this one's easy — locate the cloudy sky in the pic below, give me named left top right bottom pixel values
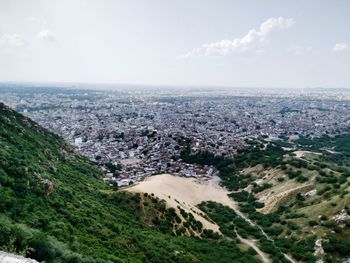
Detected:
left=0, top=0, right=349, bottom=88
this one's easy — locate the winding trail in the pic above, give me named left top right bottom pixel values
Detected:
left=284, top=254, right=298, bottom=263
left=236, top=232, right=270, bottom=263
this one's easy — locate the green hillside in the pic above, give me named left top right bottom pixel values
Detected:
left=182, top=135, right=350, bottom=263
left=0, top=103, right=259, bottom=263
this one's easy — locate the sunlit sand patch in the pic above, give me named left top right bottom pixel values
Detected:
left=127, top=174, right=238, bottom=232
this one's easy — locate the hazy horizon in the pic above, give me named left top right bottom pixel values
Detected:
left=2, top=80, right=350, bottom=94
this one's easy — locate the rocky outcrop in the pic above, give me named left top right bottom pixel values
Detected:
left=314, top=239, right=328, bottom=263
left=42, top=179, right=54, bottom=195
left=333, top=209, right=350, bottom=228
left=32, top=173, right=54, bottom=195
left=0, top=252, right=38, bottom=263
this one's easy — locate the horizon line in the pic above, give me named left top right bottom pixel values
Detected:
left=0, top=80, right=349, bottom=91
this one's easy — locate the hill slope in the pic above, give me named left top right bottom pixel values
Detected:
left=181, top=135, right=350, bottom=263
left=0, top=103, right=259, bottom=263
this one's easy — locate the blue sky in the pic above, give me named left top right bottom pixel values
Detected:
left=0, top=0, right=349, bottom=88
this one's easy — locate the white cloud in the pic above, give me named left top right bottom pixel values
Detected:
left=333, top=43, right=349, bottom=52
left=38, top=29, right=56, bottom=41
left=0, top=34, right=26, bottom=48
left=179, top=17, right=295, bottom=59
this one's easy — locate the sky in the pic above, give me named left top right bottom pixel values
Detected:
left=0, top=0, right=349, bottom=89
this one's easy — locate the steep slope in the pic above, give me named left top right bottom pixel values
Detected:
left=0, top=103, right=259, bottom=263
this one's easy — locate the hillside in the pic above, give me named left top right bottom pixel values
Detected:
left=0, top=102, right=259, bottom=263
left=181, top=135, right=350, bottom=263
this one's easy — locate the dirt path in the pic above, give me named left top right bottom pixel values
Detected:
left=284, top=254, right=298, bottom=263
left=236, top=233, right=271, bottom=263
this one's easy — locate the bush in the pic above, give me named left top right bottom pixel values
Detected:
left=308, top=220, right=318, bottom=227
left=296, top=175, right=308, bottom=183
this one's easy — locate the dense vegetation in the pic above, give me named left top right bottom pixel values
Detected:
left=0, top=103, right=260, bottom=263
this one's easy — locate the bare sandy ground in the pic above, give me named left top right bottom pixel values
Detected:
left=128, top=174, right=235, bottom=232
left=282, top=147, right=295, bottom=151
left=294, top=150, right=321, bottom=158
left=127, top=174, right=264, bottom=229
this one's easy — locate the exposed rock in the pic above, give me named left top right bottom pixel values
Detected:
left=333, top=209, right=350, bottom=228
left=304, top=189, right=316, bottom=197
left=314, top=239, right=328, bottom=263
left=22, top=118, right=33, bottom=128
left=32, top=173, right=54, bottom=195
left=60, top=149, right=70, bottom=161
left=44, top=148, right=53, bottom=159
left=0, top=251, right=38, bottom=263
left=48, top=165, right=57, bottom=174
left=43, top=179, right=54, bottom=195
left=32, top=172, right=42, bottom=181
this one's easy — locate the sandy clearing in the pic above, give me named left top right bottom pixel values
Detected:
left=282, top=147, right=295, bottom=151
left=294, top=150, right=321, bottom=158
left=256, top=179, right=299, bottom=202
left=127, top=173, right=264, bottom=228
left=243, top=164, right=265, bottom=175
left=127, top=174, right=236, bottom=232
left=294, top=150, right=306, bottom=158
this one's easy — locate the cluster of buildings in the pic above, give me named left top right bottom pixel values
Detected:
left=1, top=86, right=350, bottom=186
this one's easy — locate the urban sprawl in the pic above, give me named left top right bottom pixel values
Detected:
left=1, top=86, right=350, bottom=186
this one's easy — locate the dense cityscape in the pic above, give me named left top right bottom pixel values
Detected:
left=1, top=86, right=350, bottom=186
